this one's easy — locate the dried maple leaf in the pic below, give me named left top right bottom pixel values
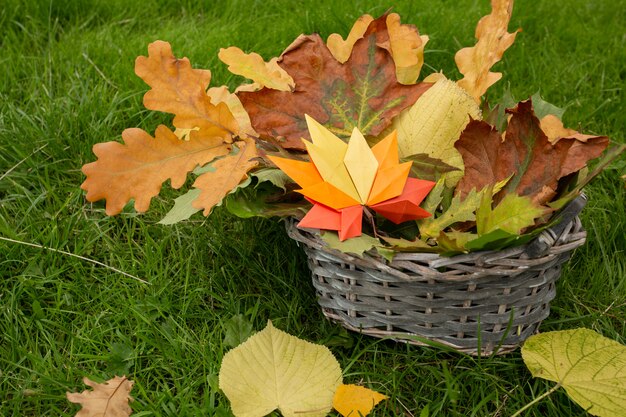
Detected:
left=135, top=41, right=239, bottom=140
left=81, top=125, right=231, bottom=215
left=237, top=14, right=431, bottom=150
left=218, top=47, right=294, bottom=92
left=66, top=376, right=133, bottom=417
left=192, top=137, right=259, bottom=215
left=455, top=0, right=519, bottom=101
left=455, top=100, right=609, bottom=205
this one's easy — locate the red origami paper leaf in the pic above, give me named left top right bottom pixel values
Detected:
left=371, top=177, right=434, bottom=223
left=455, top=100, right=609, bottom=205
left=298, top=204, right=363, bottom=241
left=237, top=15, right=431, bottom=150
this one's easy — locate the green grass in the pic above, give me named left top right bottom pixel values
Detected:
left=1, top=0, right=625, bottom=415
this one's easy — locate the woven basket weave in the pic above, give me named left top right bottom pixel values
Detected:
left=286, top=197, right=587, bottom=355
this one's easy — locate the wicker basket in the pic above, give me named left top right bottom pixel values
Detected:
left=286, top=196, right=588, bottom=355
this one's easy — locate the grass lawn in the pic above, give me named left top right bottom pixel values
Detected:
left=1, top=0, right=625, bottom=415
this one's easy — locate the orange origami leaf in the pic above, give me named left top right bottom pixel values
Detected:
left=267, top=156, right=323, bottom=188
left=192, top=137, right=259, bottom=215
left=81, top=125, right=230, bottom=215
left=333, top=384, right=387, bottom=417
left=327, top=14, right=374, bottom=63
left=218, top=46, right=295, bottom=91
left=379, top=13, right=429, bottom=85
left=135, top=41, right=239, bottom=139
left=66, top=376, right=134, bottom=417
left=298, top=182, right=360, bottom=210
left=455, top=0, right=519, bottom=101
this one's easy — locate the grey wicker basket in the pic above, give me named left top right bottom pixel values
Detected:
left=286, top=196, right=588, bottom=355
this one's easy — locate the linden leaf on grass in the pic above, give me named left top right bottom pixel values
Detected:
left=238, top=14, right=431, bottom=150
left=66, top=376, right=133, bottom=417
left=135, top=41, right=238, bottom=139
left=522, top=328, right=626, bottom=417
left=218, top=47, right=295, bottom=92
left=333, top=384, right=388, bottom=417
left=455, top=0, right=519, bottom=101
left=219, top=321, right=342, bottom=417
left=81, top=125, right=231, bottom=215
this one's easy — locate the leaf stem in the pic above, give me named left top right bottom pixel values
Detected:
left=510, top=383, right=562, bottom=417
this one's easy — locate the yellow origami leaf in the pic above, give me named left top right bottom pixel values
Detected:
left=522, top=329, right=626, bottom=417
left=219, top=321, right=342, bottom=417
left=383, top=13, right=429, bottom=85
left=305, top=115, right=360, bottom=201
left=391, top=78, right=481, bottom=186
left=344, top=128, right=379, bottom=203
left=455, top=0, right=519, bottom=101
left=327, top=14, right=374, bottom=63
left=333, top=384, right=388, bottom=417
left=218, top=47, right=294, bottom=91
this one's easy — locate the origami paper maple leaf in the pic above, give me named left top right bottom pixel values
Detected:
left=270, top=115, right=435, bottom=241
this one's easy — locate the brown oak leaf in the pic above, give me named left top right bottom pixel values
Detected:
left=237, top=15, right=431, bottom=150
left=135, top=41, right=239, bottom=140
left=455, top=100, right=609, bottom=205
left=66, top=376, right=133, bottom=417
left=192, top=137, right=259, bottom=215
left=81, top=125, right=231, bottom=215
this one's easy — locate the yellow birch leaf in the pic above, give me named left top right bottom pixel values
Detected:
left=333, top=384, right=388, bottom=417
left=207, top=86, right=257, bottom=138
left=66, top=376, right=133, bottom=417
left=522, top=328, right=626, bottom=417
left=455, top=0, right=519, bottom=101
left=218, top=47, right=294, bottom=91
left=327, top=14, right=374, bottom=63
left=382, top=13, right=428, bottom=85
left=192, top=137, right=258, bottom=215
left=344, top=128, right=379, bottom=203
left=391, top=78, right=481, bottom=186
left=219, top=321, right=342, bottom=417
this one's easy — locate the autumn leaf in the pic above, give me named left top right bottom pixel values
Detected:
left=207, top=86, right=257, bottom=139
left=455, top=100, right=609, bottom=205
left=455, top=0, right=519, bottom=101
left=326, top=14, right=374, bottom=63
left=238, top=14, right=431, bottom=150
left=522, top=329, right=626, bottom=417
left=218, top=47, right=295, bottom=91
left=391, top=77, right=481, bottom=186
left=333, top=384, right=388, bottom=417
left=81, top=125, right=231, bottom=215
left=192, top=137, right=259, bottom=215
left=379, top=13, right=429, bottom=85
left=540, top=114, right=604, bottom=144
left=320, top=231, right=381, bottom=256
left=66, top=376, right=133, bottom=417
left=476, top=191, right=548, bottom=235
left=135, top=41, right=238, bottom=139
left=219, top=321, right=342, bottom=417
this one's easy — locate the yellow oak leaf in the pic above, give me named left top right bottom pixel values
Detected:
left=327, top=14, right=374, bottom=63
left=66, top=376, right=133, bottom=417
left=455, top=0, right=519, bottom=101
left=219, top=321, right=342, bottom=417
left=333, top=384, right=388, bottom=417
left=192, top=137, right=259, bottom=215
left=379, top=13, right=429, bottom=85
left=540, top=114, right=602, bottom=144
left=391, top=78, right=480, bottom=186
left=207, top=86, right=257, bottom=138
left=81, top=125, right=230, bottom=215
left=218, top=47, right=294, bottom=92
left=135, top=41, right=238, bottom=139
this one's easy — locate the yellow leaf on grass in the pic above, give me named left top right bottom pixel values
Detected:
left=391, top=78, right=480, bottom=186
left=218, top=47, right=294, bottom=92
left=333, top=384, right=388, bottom=417
left=455, top=0, right=519, bottom=101
left=380, top=13, right=428, bottom=85
left=219, top=321, right=342, bottom=417
left=327, top=14, right=374, bottom=63
left=135, top=41, right=238, bottom=139
left=66, top=376, right=133, bottom=417
left=192, top=137, right=259, bottom=215
left=522, top=328, right=626, bottom=417
left=540, top=114, right=602, bottom=144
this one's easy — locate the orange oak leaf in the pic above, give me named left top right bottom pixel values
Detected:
left=333, top=384, right=387, bottom=417
left=135, top=41, right=239, bottom=139
left=237, top=14, right=431, bottom=150
left=81, top=125, right=230, bottom=215
left=455, top=100, right=609, bottom=205
left=192, top=137, right=259, bottom=215
left=207, top=86, right=257, bottom=139
left=327, top=14, right=374, bottom=63
left=66, top=376, right=133, bottom=417
left=540, top=114, right=604, bottom=144
left=455, top=0, right=519, bottom=101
